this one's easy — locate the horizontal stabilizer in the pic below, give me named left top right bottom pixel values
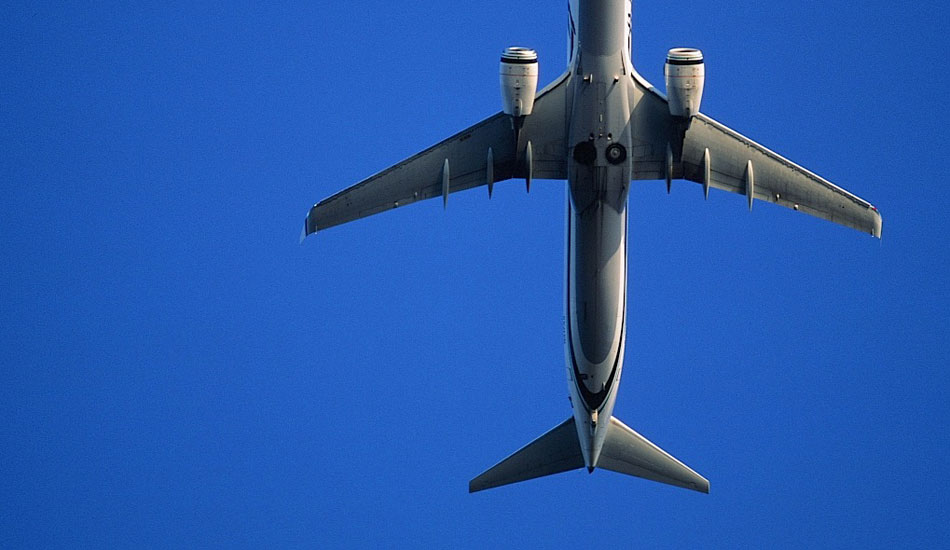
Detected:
left=598, top=416, right=709, bottom=493
left=469, top=417, right=584, bottom=493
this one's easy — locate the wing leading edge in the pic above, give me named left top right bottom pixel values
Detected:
left=629, top=72, right=882, bottom=238
left=301, top=70, right=572, bottom=238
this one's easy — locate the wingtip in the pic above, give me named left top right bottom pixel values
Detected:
left=696, top=477, right=711, bottom=494
left=468, top=479, right=485, bottom=493
left=300, top=209, right=317, bottom=244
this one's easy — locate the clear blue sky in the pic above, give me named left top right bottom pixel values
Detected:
left=3, top=1, right=948, bottom=547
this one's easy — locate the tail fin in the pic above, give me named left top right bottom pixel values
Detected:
left=468, top=415, right=709, bottom=494
left=599, top=416, right=709, bottom=493
left=469, top=417, right=584, bottom=493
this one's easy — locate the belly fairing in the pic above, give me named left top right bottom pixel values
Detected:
left=566, top=185, right=627, bottom=412
left=570, top=197, right=625, bottom=364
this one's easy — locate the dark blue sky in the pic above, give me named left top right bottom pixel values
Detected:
left=3, top=1, right=948, bottom=547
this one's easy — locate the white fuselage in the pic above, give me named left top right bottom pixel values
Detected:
left=304, top=0, right=870, bottom=494
left=564, top=0, right=635, bottom=470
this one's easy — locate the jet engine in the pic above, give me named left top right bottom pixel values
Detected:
left=664, top=48, right=704, bottom=119
left=500, top=47, right=538, bottom=117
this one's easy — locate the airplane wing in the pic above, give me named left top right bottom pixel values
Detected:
left=302, top=71, right=572, bottom=237
left=629, top=73, right=882, bottom=238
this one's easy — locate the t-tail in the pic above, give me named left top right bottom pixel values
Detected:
left=469, top=416, right=708, bottom=493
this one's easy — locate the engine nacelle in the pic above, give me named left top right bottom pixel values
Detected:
left=500, top=47, right=539, bottom=117
left=664, top=48, right=705, bottom=119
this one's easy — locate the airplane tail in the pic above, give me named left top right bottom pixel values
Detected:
left=469, top=417, right=584, bottom=492
left=598, top=416, right=709, bottom=493
left=469, top=416, right=708, bottom=493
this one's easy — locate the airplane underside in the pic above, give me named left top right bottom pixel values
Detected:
left=301, top=0, right=881, bottom=494
left=469, top=416, right=709, bottom=493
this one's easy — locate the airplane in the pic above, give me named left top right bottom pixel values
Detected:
left=300, top=0, right=882, bottom=494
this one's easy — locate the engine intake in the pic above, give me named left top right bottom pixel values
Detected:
left=665, top=48, right=705, bottom=119
left=500, top=47, right=539, bottom=117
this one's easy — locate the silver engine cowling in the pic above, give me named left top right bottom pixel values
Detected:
left=500, top=47, right=538, bottom=117
left=664, top=48, right=705, bottom=119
